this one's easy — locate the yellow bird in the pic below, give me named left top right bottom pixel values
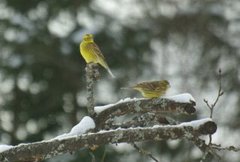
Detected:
left=123, top=80, right=170, bottom=98
left=80, top=34, right=115, bottom=78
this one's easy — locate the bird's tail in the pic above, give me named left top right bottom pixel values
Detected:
left=99, top=60, right=115, bottom=78
left=107, top=68, right=115, bottom=78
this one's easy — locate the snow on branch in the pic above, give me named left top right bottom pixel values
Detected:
left=94, top=93, right=196, bottom=129
left=54, top=116, right=95, bottom=139
left=0, top=118, right=216, bottom=162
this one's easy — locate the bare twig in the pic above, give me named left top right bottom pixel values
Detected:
left=200, top=69, right=240, bottom=159
left=187, top=136, right=221, bottom=162
left=203, top=69, right=224, bottom=145
left=131, top=143, right=159, bottom=162
left=86, top=63, right=99, bottom=116
left=198, top=142, right=240, bottom=161
left=211, top=145, right=240, bottom=152
left=203, top=69, right=224, bottom=118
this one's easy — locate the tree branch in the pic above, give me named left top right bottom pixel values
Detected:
left=0, top=119, right=216, bottom=162
left=107, top=113, right=170, bottom=130
left=95, top=96, right=196, bottom=129
left=85, top=63, right=99, bottom=116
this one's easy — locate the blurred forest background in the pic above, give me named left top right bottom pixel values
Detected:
left=0, top=0, right=240, bottom=162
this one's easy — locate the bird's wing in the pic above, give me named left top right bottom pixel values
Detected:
left=146, top=82, right=157, bottom=91
left=134, top=81, right=162, bottom=91
left=134, top=82, right=154, bottom=91
left=155, top=82, right=166, bottom=91
left=86, top=42, right=106, bottom=61
left=85, top=42, right=115, bottom=77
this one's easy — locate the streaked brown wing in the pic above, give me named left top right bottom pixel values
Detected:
left=134, top=81, right=155, bottom=91
left=145, top=82, right=157, bottom=91
left=135, top=81, right=165, bottom=91
left=155, top=81, right=167, bottom=91
left=86, top=42, right=106, bottom=61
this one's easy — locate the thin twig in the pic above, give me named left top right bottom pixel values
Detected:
left=188, top=136, right=221, bottom=162
left=203, top=69, right=224, bottom=118
left=131, top=143, right=159, bottom=162
left=208, top=135, right=212, bottom=146
left=211, top=145, right=240, bottom=152
left=203, top=69, right=224, bottom=145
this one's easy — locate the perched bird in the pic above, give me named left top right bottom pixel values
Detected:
left=80, top=34, right=115, bottom=78
left=123, top=80, right=170, bottom=98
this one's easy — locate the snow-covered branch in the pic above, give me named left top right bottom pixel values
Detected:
left=95, top=93, right=196, bottom=129
left=0, top=93, right=220, bottom=162
left=0, top=118, right=216, bottom=162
